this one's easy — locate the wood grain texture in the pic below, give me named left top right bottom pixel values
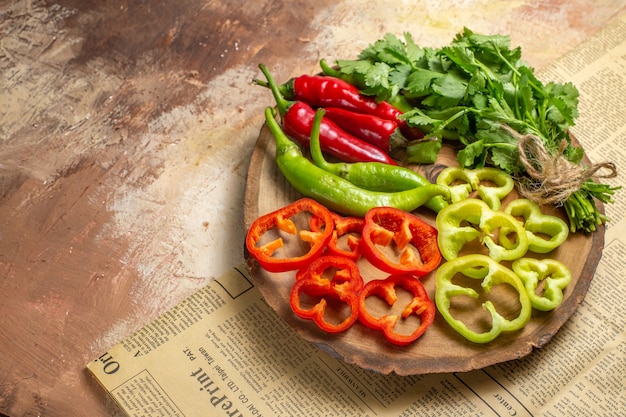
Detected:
left=244, top=123, right=604, bottom=375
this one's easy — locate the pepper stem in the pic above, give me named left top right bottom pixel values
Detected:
left=258, top=64, right=293, bottom=119
left=252, top=77, right=296, bottom=101
left=309, top=108, right=337, bottom=172
left=264, top=107, right=298, bottom=154
left=319, top=58, right=342, bottom=78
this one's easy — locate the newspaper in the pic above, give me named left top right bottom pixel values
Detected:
left=88, top=14, right=626, bottom=417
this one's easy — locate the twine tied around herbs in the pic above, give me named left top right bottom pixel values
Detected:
left=502, top=126, right=618, bottom=206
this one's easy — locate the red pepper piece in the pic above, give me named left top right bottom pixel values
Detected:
left=257, top=64, right=397, bottom=165
left=322, top=107, right=409, bottom=152
left=359, top=274, right=435, bottom=346
left=360, top=207, right=441, bottom=276
left=245, top=198, right=334, bottom=273
left=310, top=213, right=364, bottom=261
left=290, top=255, right=364, bottom=333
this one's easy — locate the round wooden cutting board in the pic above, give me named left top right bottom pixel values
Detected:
left=243, top=121, right=605, bottom=375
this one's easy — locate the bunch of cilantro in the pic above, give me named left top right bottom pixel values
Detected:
left=323, top=28, right=618, bottom=233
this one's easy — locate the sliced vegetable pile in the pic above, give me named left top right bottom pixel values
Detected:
left=247, top=197, right=439, bottom=346
left=246, top=27, right=619, bottom=347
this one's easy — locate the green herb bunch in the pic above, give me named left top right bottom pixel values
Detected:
left=323, top=28, right=619, bottom=233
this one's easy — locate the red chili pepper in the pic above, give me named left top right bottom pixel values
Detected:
left=310, top=212, right=364, bottom=261
left=360, top=206, right=442, bottom=276
left=322, top=107, right=409, bottom=152
left=257, top=64, right=397, bottom=165
left=358, top=274, right=435, bottom=346
left=245, top=198, right=334, bottom=273
left=290, top=255, right=364, bottom=333
left=291, top=74, right=403, bottom=123
left=255, top=71, right=404, bottom=123
left=283, top=101, right=397, bottom=164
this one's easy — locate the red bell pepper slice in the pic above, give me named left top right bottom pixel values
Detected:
left=245, top=198, right=334, bottom=273
left=310, top=213, right=364, bottom=261
left=360, top=206, right=442, bottom=276
left=289, top=255, right=363, bottom=333
left=358, top=274, right=435, bottom=346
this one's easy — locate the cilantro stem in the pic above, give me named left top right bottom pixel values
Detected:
left=491, top=43, right=546, bottom=99
left=433, top=107, right=476, bottom=136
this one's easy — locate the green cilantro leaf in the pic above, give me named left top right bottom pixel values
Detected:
left=544, top=81, right=579, bottom=127
left=404, top=68, right=442, bottom=97
left=457, top=139, right=485, bottom=167
left=405, top=138, right=442, bottom=164
left=431, top=71, right=468, bottom=100
left=401, top=32, right=425, bottom=65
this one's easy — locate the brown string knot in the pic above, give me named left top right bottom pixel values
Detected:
left=502, top=126, right=617, bottom=206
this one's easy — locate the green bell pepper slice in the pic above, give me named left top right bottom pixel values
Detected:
left=437, top=166, right=514, bottom=210
left=435, top=254, right=532, bottom=343
left=436, top=198, right=528, bottom=262
left=512, top=258, right=572, bottom=311
left=502, top=199, right=569, bottom=254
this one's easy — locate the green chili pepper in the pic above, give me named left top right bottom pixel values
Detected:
left=308, top=109, right=448, bottom=213
left=436, top=254, right=532, bottom=343
left=436, top=198, right=528, bottom=262
left=264, top=107, right=451, bottom=217
left=502, top=199, right=569, bottom=254
left=436, top=166, right=514, bottom=210
left=512, top=258, right=572, bottom=311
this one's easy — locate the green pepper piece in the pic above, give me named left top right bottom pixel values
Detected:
left=435, top=166, right=473, bottom=205
left=437, top=166, right=514, bottom=210
left=503, top=199, right=569, bottom=254
left=436, top=254, right=532, bottom=343
left=436, top=198, right=528, bottom=262
left=512, top=258, right=572, bottom=311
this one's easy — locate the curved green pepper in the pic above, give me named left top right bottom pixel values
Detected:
left=435, top=254, right=532, bottom=343
left=512, top=258, right=572, bottom=311
left=437, top=166, right=514, bottom=210
left=502, top=199, right=569, bottom=254
left=436, top=198, right=528, bottom=262
left=308, top=109, right=448, bottom=213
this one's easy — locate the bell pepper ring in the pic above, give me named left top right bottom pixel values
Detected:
left=436, top=166, right=515, bottom=210
left=435, top=254, right=532, bottom=344
left=502, top=199, right=569, bottom=254
left=358, top=274, right=435, bottom=346
left=436, top=198, right=529, bottom=262
left=360, top=206, right=442, bottom=276
left=289, top=255, right=364, bottom=333
left=245, top=198, right=334, bottom=273
left=512, top=258, right=572, bottom=311
left=310, top=212, right=364, bottom=261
